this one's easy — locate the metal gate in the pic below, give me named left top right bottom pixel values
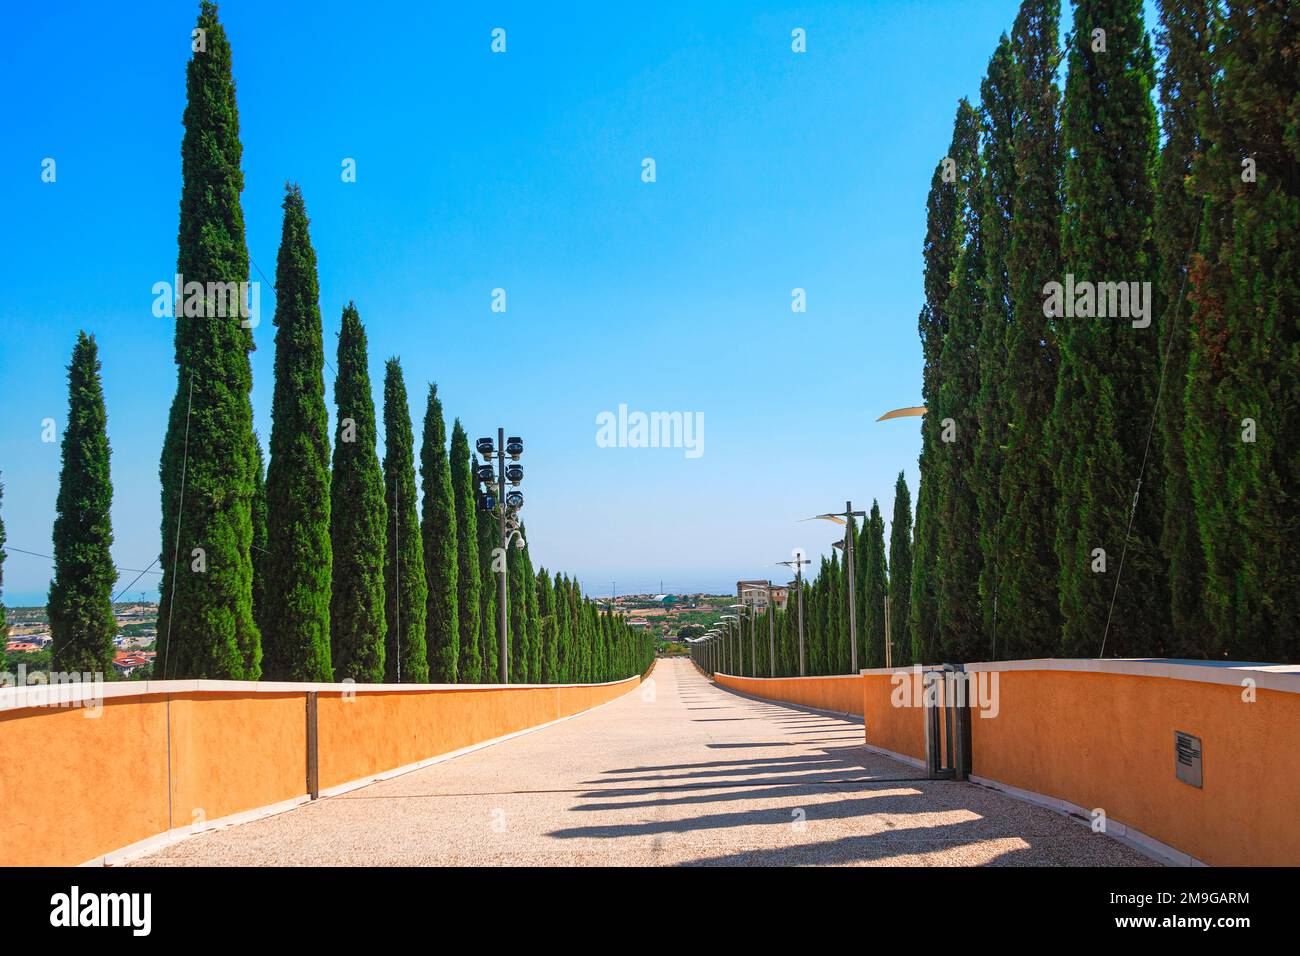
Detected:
left=923, top=665, right=972, bottom=780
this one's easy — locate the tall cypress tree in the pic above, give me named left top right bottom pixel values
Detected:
left=49, top=332, right=116, bottom=675
left=477, top=479, right=500, bottom=680
left=863, top=500, right=889, bottom=668
left=1054, top=0, right=1164, bottom=658
left=449, top=420, right=481, bottom=682
left=934, top=99, right=986, bottom=663
left=250, top=431, right=267, bottom=633
left=329, top=304, right=387, bottom=683
left=1185, top=0, right=1299, bottom=663
left=157, top=0, right=260, bottom=679
left=537, top=569, right=559, bottom=682
left=999, top=0, right=1064, bottom=660
left=888, top=473, right=913, bottom=666
left=420, top=384, right=458, bottom=682
left=1154, top=0, right=1214, bottom=658
left=382, top=359, right=428, bottom=682
left=975, top=36, right=1017, bottom=652
left=911, top=113, right=965, bottom=666
left=261, top=185, right=332, bottom=681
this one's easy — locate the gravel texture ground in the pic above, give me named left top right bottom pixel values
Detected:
left=132, top=657, right=1156, bottom=867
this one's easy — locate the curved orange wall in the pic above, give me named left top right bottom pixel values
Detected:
left=0, top=676, right=639, bottom=867
left=714, top=673, right=863, bottom=716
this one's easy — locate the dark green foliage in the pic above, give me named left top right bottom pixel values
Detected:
left=49, top=332, right=116, bottom=675
left=1054, top=0, right=1165, bottom=657
left=450, top=421, right=481, bottom=683
left=862, top=501, right=889, bottom=668
left=419, top=384, right=458, bottom=682
left=260, top=185, right=332, bottom=681
left=329, top=304, right=387, bottom=683
left=911, top=113, right=965, bottom=666
left=508, top=529, right=530, bottom=683
left=250, top=432, right=267, bottom=631
left=382, top=359, right=427, bottom=682
left=998, top=0, right=1064, bottom=660
left=157, top=0, right=260, bottom=679
left=934, top=99, right=987, bottom=663
left=888, top=473, right=913, bottom=666
left=1155, top=0, right=1215, bottom=658
left=477, top=488, right=500, bottom=681
left=1184, top=0, right=1300, bottom=662
left=537, top=569, right=559, bottom=682
left=976, top=36, right=1017, bottom=653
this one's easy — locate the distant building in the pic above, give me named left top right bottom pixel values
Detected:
left=736, top=580, right=789, bottom=613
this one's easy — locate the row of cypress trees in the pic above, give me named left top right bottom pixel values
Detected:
left=30, top=2, right=653, bottom=683
left=908, top=0, right=1298, bottom=665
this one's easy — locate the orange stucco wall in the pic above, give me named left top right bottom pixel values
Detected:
left=970, top=670, right=1300, bottom=866
left=0, top=676, right=639, bottom=867
left=714, top=672, right=864, bottom=716
left=862, top=672, right=926, bottom=762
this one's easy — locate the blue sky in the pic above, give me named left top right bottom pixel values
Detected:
left=2, top=0, right=1057, bottom=604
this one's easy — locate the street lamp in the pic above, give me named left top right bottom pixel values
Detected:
left=803, top=502, right=867, bottom=674
left=726, top=605, right=748, bottom=675
left=742, top=586, right=776, bottom=678
left=476, top=429, right=525, bottom=683
left=778, top=551, right=811, bottom=676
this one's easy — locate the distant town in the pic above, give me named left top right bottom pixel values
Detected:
left=4, top=603, right=157, bottom=678
left=3, top=587, right=786, bottom=677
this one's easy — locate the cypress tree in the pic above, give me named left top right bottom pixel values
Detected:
left=48, top=332, right=116, bottom=675
left=975, top=36, right=1017, bottom=651
left=157, top=0, right=260, bottom=679
left=419, top=384, right=458, bottom=682
left=1154, top=0, right=1214, bottom=658
left=888, top=472, right=913, bottom=666
left=329, top=304, right=387, bottom=683
left=998, top=0, right=1064, bottom=660
left=382, top=359, right=428, bottom=681
left=911, top=112, right=965, bottom=666
left=250, top=432, right=267, bottom=632
left=523, top=535, right=542, bottom=681
left=934, top=99, right=986, bottom=663
left=450, top=420, right=481, bottom=682
left=554, top=572, right=572, bottom=681
left=260, top=185, right=332, bottom=681
left=509, top=528, right=529, bottom=682
left=863, top=500, right=889, bottom=668
left=1054, top=0, right=1164, bottom=658
left=477, top=483, right=500, bottom=681
left=1185, top=0, right=1299, bottom=662
left=537, top=569, right=559, bottom=682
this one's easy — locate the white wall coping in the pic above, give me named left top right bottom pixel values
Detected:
left=714, top=671, right=859, bottom=682
left=852, top=658, right=1300, bottom=694
left=0, top=673, right=640, bottom=712
left=960, top=657, right=1300, bottom=694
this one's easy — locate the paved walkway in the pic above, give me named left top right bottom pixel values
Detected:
left=133, top=658, right=1153, bottom=866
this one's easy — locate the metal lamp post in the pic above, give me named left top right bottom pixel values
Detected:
left=804, top=502, right=867, bottom=674
left=778, top=553, right=811, bottom=676
left=742, top=585, right=776, bottom=678
left=476, top=431, right=525, bottom=683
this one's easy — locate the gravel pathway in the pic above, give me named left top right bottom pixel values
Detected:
left=132, top=657, right=1155, bottom=866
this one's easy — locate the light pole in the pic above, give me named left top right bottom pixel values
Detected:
left=719, top=614, right=737, bottom=673
left=743, top=585, right=777, bottom=678
left=476, top=431, right=525, bottom=683
left=805, top=502, right=867, bottom=674
left=778, top=552, right=811, bottom=676
left=726, top=605, right=747, bottom=675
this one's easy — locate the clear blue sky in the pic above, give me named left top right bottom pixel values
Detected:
left=2, top=0, right=1051, bottom=605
